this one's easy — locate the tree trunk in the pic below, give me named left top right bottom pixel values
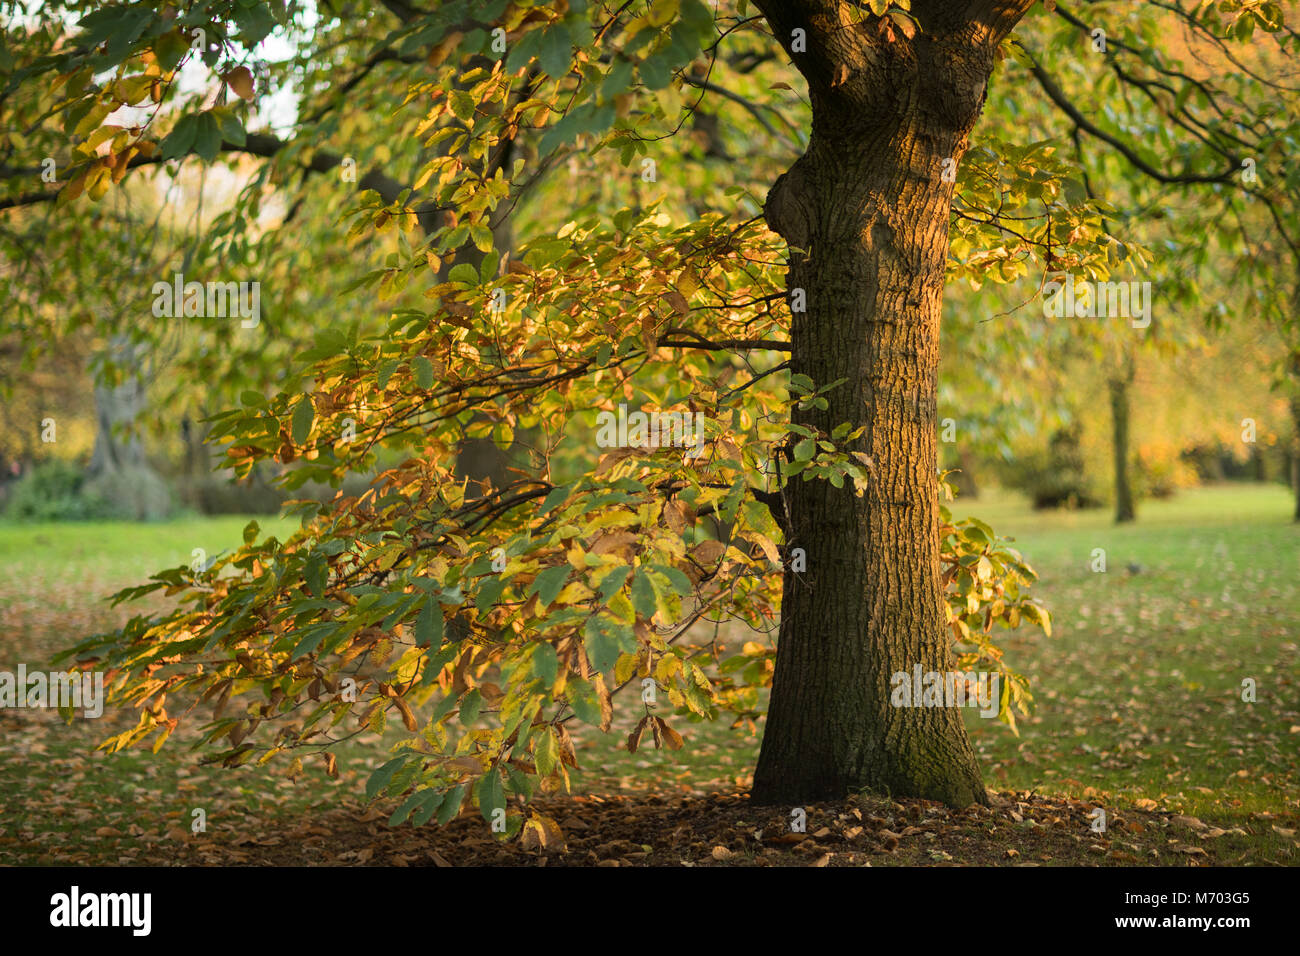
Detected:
left=1109, top=372, right=1135, bottom=524
left=750, top=0, right=1032, bottom=807
left=88, top=337, right=148, bottom=476
left=86, top=336, right=171, bottom=520
left=1291, top=394, right=1300, bottom=522
left=952, top=448, right=980, bottom=499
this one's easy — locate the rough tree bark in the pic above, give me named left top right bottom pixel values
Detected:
left=750, top=0, right=1036, bottom=807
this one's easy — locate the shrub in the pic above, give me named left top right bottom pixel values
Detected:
left=998, top=424, right=1103, bottom=510
left=5, top=460, right=175, bottom=521
left=82, top=464, right=172, bottom=521
left=4, top=459, right=113, bottom=521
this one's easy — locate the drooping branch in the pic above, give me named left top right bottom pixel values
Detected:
left=1026, top=56, right=1240, bottom=185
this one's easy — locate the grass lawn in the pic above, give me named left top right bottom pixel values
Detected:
left=0, top=484, right=1295, bottom=865
left=954, top=485, right=1299, bottom=863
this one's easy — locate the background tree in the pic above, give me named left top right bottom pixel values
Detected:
left=1016, top=1, right=1300, bottom=519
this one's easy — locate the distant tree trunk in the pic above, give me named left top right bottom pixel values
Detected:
left=1208, top=449, right=1227, bottom=482
left=952, top=449, right=980, bottom=499
left=86, top=336, right=171, bottom=519
left=750, top=0, right=1034, bottom=808
left=1291, top=393, right=1300, bottom=522
left=180, top=415, right=211, bottom=479
left=1109, top=370, right=1135, bottom=524
left=1250, top=445, right=1267, bottom=482
left=88, top=338, right=148, bottom=476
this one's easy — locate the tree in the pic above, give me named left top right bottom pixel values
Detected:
left=1017, top=1, right=1300, bottom=520
left=744, top=0, right=1039, bottom=805
left=4, top=0, right=1080, bottom=829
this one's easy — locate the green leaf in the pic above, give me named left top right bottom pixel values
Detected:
left=567, top=677, right=602, bottom=726
left=596, top=564, right=631, bottom=601
left=644, top=568, right=680, bottom=620
left=211, top=107, right=245, bottom=147
left=415, top=596, right=443, bottom=648
left=532, top=642, right=558, bottom=686
left=638, top=51, right=672, bottom=90
left=477, top=771, right=505, bottom=823
left=411, top=355, right=434, bottom=390
left=154, top=30, right=189, bottom=73
left=193, top=111, right=223, bottom=162
left=539, top=483, right=572, bottom=515
left=376, top=359, right=400, bottom=389
left=161, top=113, right=199, bottom=160
left=469, top=222, right=493, bottom=253
left=448, top=262, right=480, bottom=285
left=304, top=553, right=327, bottom=597
left=600, top=57, right=635, bottom=100
left=291, top=395, right=314, bottom=445
left=290, top=622, right=333, bottom=659
left=449, top=90, right=476, bottom=122
left=366, top=755, right=407, bottom=801
left=459, top=688, right=483, bottom=725
left=505, top=24, right=544, bottom=72
left=475, top=574, right=508, bottom=613
left=436, top=784, right=466, bottom=825
left=651, top=563, right=692, bottom=600
left=538, top=24, right=572, bottom=78
left=529, top=564, right=570, bottom=608
left=410, top=789, right=445, bottom=827
left=233, top=1, right=277, bottom=45
left=390, top=788, right=438, bottom=826
left=538, top=102, right=615, bottom=155
left=584, top=613, right=633, bottom=673
left=534, top=726, right=559, bottom=776
left=630, top=570, right=657, bottom=620
left=719, top=476, right=747, bottom=524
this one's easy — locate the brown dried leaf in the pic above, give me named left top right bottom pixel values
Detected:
left=626, top=714, right=650, bottom=753
left=224, top=66, right=255, bottom=101
left=661, top=290, right=690, bottom=315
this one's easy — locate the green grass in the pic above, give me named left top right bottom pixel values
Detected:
left=0, top=486, right=1296, bottom=864
left=0, top=514, right=300, bottom=587
left=952, top=484, right=1300, bottom=861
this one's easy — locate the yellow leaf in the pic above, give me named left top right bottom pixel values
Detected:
left=520, top=813, right=567, bottom=853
